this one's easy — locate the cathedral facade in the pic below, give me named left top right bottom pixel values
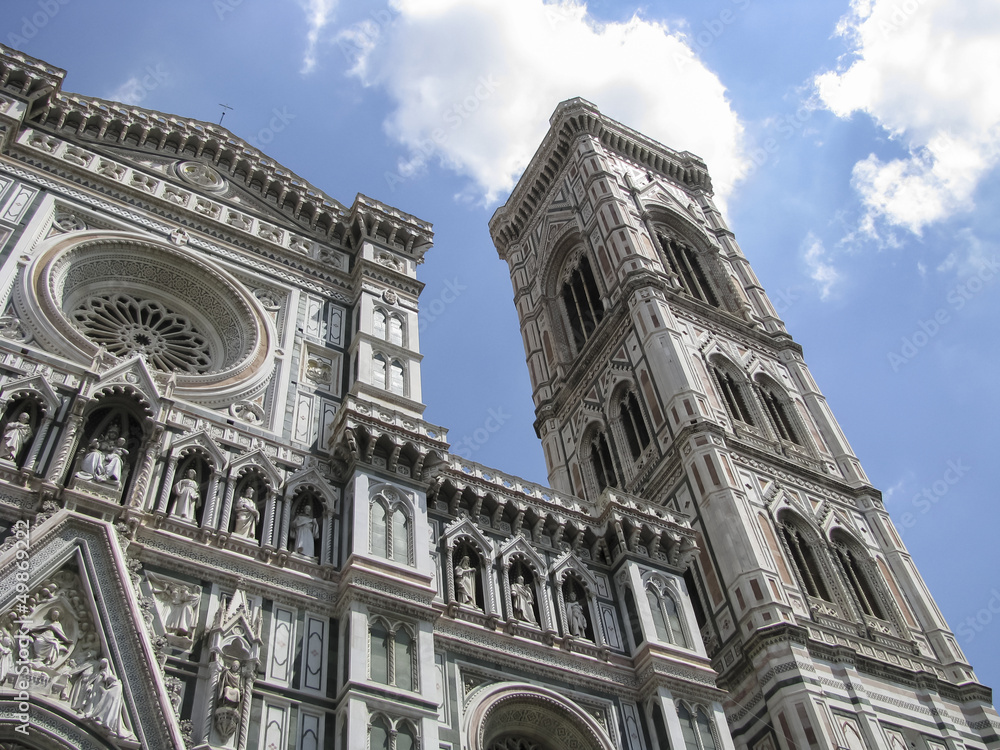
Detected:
left=0, top=44, right=995, bottom=750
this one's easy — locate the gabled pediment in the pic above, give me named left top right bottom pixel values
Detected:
left=229, top=448, right=282, bottom=488
left=87, top=355, right=163, bottom=416
left=0, top=373, right=60, bottom=412
left=0, top=512, right=184, bottom=748
left=284, top=464, right=340, bottom=511
left=442, top=516, right=495, bottom=557
left=170, top=428, right=228, bottom=470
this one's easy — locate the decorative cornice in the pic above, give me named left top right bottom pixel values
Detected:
left=0, top=44, right=434, bottom=260
left=490, top=98, right=712, bottom=256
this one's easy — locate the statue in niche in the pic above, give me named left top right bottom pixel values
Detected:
left=75, top=428, right=129, bottom=487
left=454, top=555, right=477, bottom=606
left=79, top=658, right=123, bottom=734
left=510, top=574, right=536, bottom=624
left=290, top=505, right=319, bottom=557
left=566, top=590, right=588, bottom=638
left=0, top=624, right=13, bottom=683
left=27, top=608, right=72, bottom=666
left=170, top=469, right=201, bottom=522
left=77, top=440, right=107, bottom=482
left=104, top=437, right=128, bottom=485
left=232, top=487, right=260, bottom=539
left=0, top=412, right=32, bottom=461
left=214, top=659, right=244, bottom=739
left=150, top=578, right=201, bottom=637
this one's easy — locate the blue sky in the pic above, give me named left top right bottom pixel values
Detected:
left=5, top=0, right=999, bottom=691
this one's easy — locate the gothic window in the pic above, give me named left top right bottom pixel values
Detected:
left=372, top=353, right=387, bottom=389
left=369, top=618, right=417, bottom=691
left=711, top=365, right=757, bottom=427
left=561, top=254, right=604, bottom=350
left=619, top=391, right=651, bottom=459
left=389, top=315, right=404, bottom=346
left=646, top=584, right=688, bottom=647
left=657, top=234, right=720, bottom=307
left=374, top=308, right=405, bottom=347
left=389, top=359, right=405, bottom=396
left=370, top=493, right=412, bottom=565
left=757, top=380, right=803, bottom=445
left=369, top=715, right=391, bottom=750
left=779, top=517, right=831, bottom=601
left=678, top=704, right=719, bottom=750
left=589, top=430, right=617, bottom=492
left=831, top=533, right=886, bottom=619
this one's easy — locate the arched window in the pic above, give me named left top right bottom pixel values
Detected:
left=678, top=704, right=719, bottom=750
left=369, top=715, right=391, bottom=750
left=780, top=517, right=831, bottom=601
left=389, top=360, right=405, bottom=396
left=711, top=365, right=756, bottom=427
left=646, top=585, right=688, bottom=647
left=589, top=430, right=617, bottom=492
left=757, top=380, right=802, bottom=445
left=561, top=254, right=604, bottom=350
left=657, top=234, right=720, bottom=307
left=372, top=353, right=387, bottom=389
left=832, top=534, right=886, bottom=619
left=619, top=391, right=651, bottom=459
left=369, top=618, right=417, bottom=691
left=395, top=720, right=417, bottom=750
left=370, top=494, right=412, bottom=565
left=373, top=309, right=387, bottom=340
left=389, top=314, right=404, bottom=346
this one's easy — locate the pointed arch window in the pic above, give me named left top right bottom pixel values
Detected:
left=711, top=365, right=756, bottom=427
left=678, top=704, right=719, bottom=750
left=389, top=360, right=405, bottom=396
left=832, top=535, right=886, bottom=619
left=646, top=585, right=688, bottom=647
left=657, top=234, right=720, bottom=307
left=620, top=391, right=651, bottom=459
left=389, top=315, right=404, bottom=346
left=757, top=381, right=802, bottom=445
left=370, top=495, right=412, bottom=565
left=369, top=618, right=417, bottom=690
left=561, top=254, right=604, bottom=350
left=373, top=309, right=387, bottom=340
left=590, top=430, right=617, bottom=492
left=372, top=354, right=387, bottom=389
left=780, top=518, right=831, bottom=601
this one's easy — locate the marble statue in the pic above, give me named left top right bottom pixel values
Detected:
left=290, top=504, right=319, bottom=557
left=511, top=574, right=536, bottom=624
left=171, top=469, right=201, bottom=522
left=0, top=412, right=32, bottom=461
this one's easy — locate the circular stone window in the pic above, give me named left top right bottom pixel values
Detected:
left=175, top=160, right=227, bottom=192
left=16, top=232, right=274, bottom=408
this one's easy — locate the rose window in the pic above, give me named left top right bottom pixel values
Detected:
left=16, top=232, right=275, bottom=408
left=71, top=293, right=213, bottom=373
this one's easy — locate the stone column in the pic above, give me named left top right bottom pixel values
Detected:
left=156, top=454, right=179, bottom=514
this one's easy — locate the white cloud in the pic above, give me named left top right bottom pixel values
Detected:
left=300, top=0, right=338, bottom=74
left=816, top=0, right=1000, bottom=235
left=340, top=0, right=748, bottom=206
left=803, top=234, right=840, bottom=300
left=106, top=77, right=145, bottom=106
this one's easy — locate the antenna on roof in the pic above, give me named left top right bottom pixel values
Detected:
left=218, top=103, right=233, bottom=125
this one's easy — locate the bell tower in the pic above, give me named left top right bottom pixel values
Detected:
left=490, top=99, right=999, bottom=750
